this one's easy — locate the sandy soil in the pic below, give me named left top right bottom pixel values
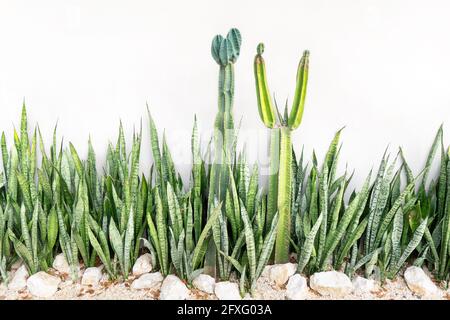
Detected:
left=0, top=266, right=448, bottom=300
left=251, top=272, right=427, bottom=300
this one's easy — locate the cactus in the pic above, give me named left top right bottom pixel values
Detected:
left=254, top=43, right=309, bottom=263
left=205, top=28, right=242, bottom=277
left=210, top=28, right=241, bottom=200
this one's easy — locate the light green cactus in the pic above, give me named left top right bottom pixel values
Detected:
left=254, top=43, right=309, bottom=263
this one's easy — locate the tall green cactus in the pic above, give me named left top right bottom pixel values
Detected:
left=254, top=43, right=309, bottom=263
left=205, top=28, right=242, bottom=277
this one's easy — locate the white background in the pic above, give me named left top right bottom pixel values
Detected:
left=0, top=0, right=449, bottom=187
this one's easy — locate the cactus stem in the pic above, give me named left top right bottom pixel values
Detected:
left=274, top=126, right=292, bottom=263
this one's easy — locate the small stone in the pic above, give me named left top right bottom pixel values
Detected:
left=8, top=265, right=29, bottom=291
left=310, top=271, right=353, bottom=297
left=192, top=274, right=215, bottom=294
left=131, top=272, right=164, bottom=290
left=132, top=253, right=153, bottom=276
left=27, top=272, right=61, bottom=298
left=214, top=281, right=241, bottom=300
left=269, top=263, right=297, bottom=287
left=52, top=253, right=71, bottom=274
left=404, top=266, right=441, bottom=298
left=285, top=274, right=308, bottom=300
left=81, top=267, right=103, bottom=287
left=159, top=275, right=189, bottom=300
left=352, top=276, right=377, bottom=295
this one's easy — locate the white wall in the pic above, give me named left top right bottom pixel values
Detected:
left=0, top=0, right=449, bottom=187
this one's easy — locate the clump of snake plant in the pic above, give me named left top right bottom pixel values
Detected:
left=354, top=128, right=449, bottom=282
left=290, top=131, right=431, bottom=281
left=145, top=109, right=222, bottom=282
left=1, top=105, right=61, bottom=278
left=348, top=152, right=424, bottom=281
left=254, top=43, right=309, bottom=263
left=86, top=122, right=146, bottom=280
left=400, top=126, right=450, bottom=281
left=290, top=130, right=374, bottom=276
